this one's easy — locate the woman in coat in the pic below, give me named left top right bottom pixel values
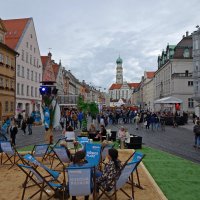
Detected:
left=10, top=120, right=18, bottom=146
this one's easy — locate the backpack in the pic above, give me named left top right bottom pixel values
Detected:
left=193, top=125, right=200, bottom=135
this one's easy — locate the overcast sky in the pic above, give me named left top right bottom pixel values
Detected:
left=1, top=0, right=200, bottom=90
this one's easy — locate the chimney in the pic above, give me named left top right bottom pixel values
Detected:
left=182, top=35, right=185, bottom=38
left=186, top=31, right=189, bottom=37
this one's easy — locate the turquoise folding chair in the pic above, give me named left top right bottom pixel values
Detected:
left=23, top=154, right=60, bottom=181
left=31, top=144, right=50, bottom=162
left=17, top=163, right=64, bottom=200
left=51, top=146, right=71, bottom=170
left=66, top=165, right=96, bottom=199
left=85, top=143, right=102, bottom=167
left=97, top=152, right=135, bottom=200
left=0, top=141, right=21, bottom=169
left=131, top=151, right=145, bottom=188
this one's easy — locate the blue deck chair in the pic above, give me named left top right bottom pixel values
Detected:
left=67, top=165, right=96, bottom=199
left=85, top=143, right=102, bottom=167
left=17, top=163, right=64, bottom=200
left=131, top=151, right=145, bottom=189
left=51, top=146, right=71, bottom=170
left=77, top=137, right=89, bottom=150
left=23, top=154, right=60, bottom=181
left=31, top=144, right=50, bottom=162
left=97, top=153, right=136, bottom=200
left=0, top=141, right=20, bottom=169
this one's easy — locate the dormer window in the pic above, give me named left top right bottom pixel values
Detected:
left=183, top=48, right=190, bottom=58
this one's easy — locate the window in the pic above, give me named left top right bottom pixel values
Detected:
left=183, top=48, right=190, bottom=58
left=30, top=54, right=32, bottom=65
left=21, top=84, right=24, bottom=95
left=22, top=66, right=24, bottom=77
left=31, top=86, right=33, bottom=97
left=5, top=79, right=8, bottom=88
left=34, top=48, right=36, bottom=53
left=10, top=102, right=14, bottom=112
left=26, top=52, right=28, bottom=63
left=35, top=72, right=37, bottom=82
left=33, top=57, right=36, bottom=66
left=0, top=53, right=4, bottom=63
left=188, top=81, right=193, bottom=86
left=39, top=73, right=41, bottom=82
left=122, top=90, right=124, bottom=98
left=27, top=69, right=30, bottom=79
left=31, top=71, right=33, bottom=81
left=22, top=50, right=24, bottom=61
left=26, top=42, right=28, bottom=48
left=37, top=59, right=39, bottom=67
left=30, top=45, right=32, bottom=50
left=10, top=80, right=14, bottom=89
left=17, top=65, right=20, bottom=76
left=188, top=98, right=194, bottom=108
left=35, top=87, right=37, bottom=97
left=0, top=77, right=3, bottom=87
left=27, top=85, right=29, bottom=96
left=17, top=83, right=20, bottom=95
left=195, top=40, right=199, bottom=50
left=5, top=101, right=8, bottom=112
left=0, top=34, right=3, bottom=43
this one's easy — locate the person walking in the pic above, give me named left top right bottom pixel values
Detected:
left=10, top=120, right=18, bottom=146
left=27, top=115, right=34, bottom=135
left=21, top=119, right=27, bottom=135
left=193, top=120, right=200, bottom=148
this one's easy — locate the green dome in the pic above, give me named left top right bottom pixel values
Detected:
left=116, top=56, right=123, bottom=64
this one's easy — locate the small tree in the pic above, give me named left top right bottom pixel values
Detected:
left=77, top=95, right=99, bottom=131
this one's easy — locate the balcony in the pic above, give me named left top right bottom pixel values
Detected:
left=171, top=73, right=192, bottom=78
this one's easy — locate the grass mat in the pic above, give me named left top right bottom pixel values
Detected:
left=140, top=146, right=200, bottom=200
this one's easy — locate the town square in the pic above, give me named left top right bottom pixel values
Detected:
left=1, top=0, right=200, bottom=200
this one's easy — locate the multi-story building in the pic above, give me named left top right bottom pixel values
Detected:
left=192, top=27, right=200, bottom=116
left=3, top=18, right=43, bottom=117
left=0, top=19, right=18, bottom=121
left=155, top=32, right=195, bottom=112
left=109, top=56, right=139, bottom=105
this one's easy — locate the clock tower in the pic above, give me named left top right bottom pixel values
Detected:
left=116, top=56, right=123, bottom=84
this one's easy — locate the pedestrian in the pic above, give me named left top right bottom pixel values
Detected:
left=10, top=120, right=18, bottom=146
left=193, top=120, right=200, bottom=148
left=118, top=126, right=126, bottom=149
left=21, top=119, right=27, bottom=135
left=27, top=115, right=34, bottom=135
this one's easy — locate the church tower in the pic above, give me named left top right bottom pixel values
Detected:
left=116, top=56, right=123, bottom=84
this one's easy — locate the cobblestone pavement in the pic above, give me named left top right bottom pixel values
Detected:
left=13, top=120, right=200, bottom=164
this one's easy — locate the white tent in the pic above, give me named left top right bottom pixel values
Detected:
left=154, top=96, right=183, bottom=104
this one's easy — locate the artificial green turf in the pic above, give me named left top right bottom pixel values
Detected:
left=18, top=145, right=34, bottom=152
left=140, top=146, right=200, bottom=200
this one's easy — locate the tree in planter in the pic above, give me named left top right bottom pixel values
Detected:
left=77, top=96, right=99, bottom=132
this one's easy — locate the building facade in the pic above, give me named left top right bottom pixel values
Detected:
left=192, top=27, right=200, bottom=116
left=109, top=56, right=139, bottom=105
left=3, top=18, right=43, bottom=117
left=155, top=32, right=195, bottom=112
left=0, top=20, right=18, bottom=121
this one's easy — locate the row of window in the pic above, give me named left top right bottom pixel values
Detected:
left=16, top=83, right=40, bottom=98
left=0, top=76, right=14, bottom=89
left=21, top=49, right=40, bottom=67
left=17, top=65, right=41, bottom=82
left=0, top=53, right=14, bottom=66
left=110, top=90, right=129, bottom=99
left=4, top=101, right=14, bottom=112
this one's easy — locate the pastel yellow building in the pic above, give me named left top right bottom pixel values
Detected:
left=0, top=19, right=18, bottom=121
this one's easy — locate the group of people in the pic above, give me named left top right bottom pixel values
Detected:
left=62, top=144, right=121, bottom=200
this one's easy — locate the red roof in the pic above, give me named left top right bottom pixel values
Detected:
left=128, top=83, right=140, bottom=88
left=146, top=71, right=155, bottom=79
left=3, top=18, right=30, bottom=50
left=109, top=83, right=122, bottom=90
left=52, top=64, right=59, bottom=78
left=41, top=56, right=48, bottom=66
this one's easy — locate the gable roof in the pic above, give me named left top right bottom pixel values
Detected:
left=3, top=18, right=30, bottom=50
left=52, top=63, right=59, bottom=78
left=128, top=83, right=140, bottom=88
left=109, top=83, right=122, bottom=90
left=41, top=56, right=48, bottom=66
left=146, top=71, right=155, bottom=79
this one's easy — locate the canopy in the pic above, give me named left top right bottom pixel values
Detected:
left=154, top=96, right=183, bottom=104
